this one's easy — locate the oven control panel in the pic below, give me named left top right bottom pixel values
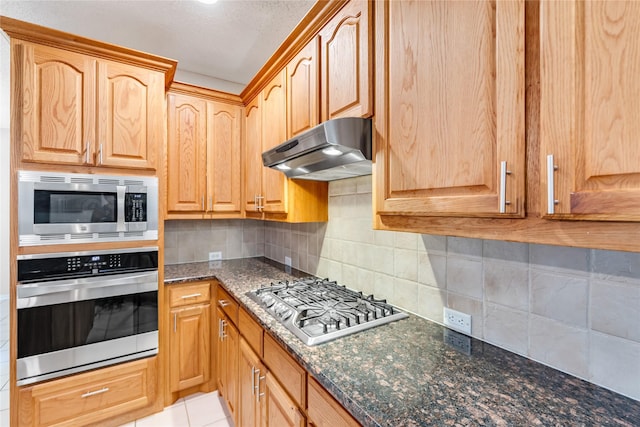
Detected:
left=18, top=248, right=158, bottom=283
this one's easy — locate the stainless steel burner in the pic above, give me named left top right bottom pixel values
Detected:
left=247, top=278, right=408, bottom=345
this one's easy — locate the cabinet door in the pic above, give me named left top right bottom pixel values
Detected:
left=218, top=311, right=239, bottom=424
left=167, top=93, right=208, bottom=213
left=263, top=372, right=305, bottom=427
left=17, top=42, right=96, bottom=165
left=287, top=38, right=320, bottom=138
left=97, top=59, right=162, bottom=169
left=261, top=70, right=288, bottom=213
left=170, top=304, right=211, bottom=392
left=244, top=95, right=263, bottom=214
left=208, top=101, right=242, bottom=214
left=541, top=0, right=640, bottom=221
left=374, top=0, right=525, bottom=218
left=238, top=338, right=264, bottom=427
left=320, top=0, right=372, bottom=120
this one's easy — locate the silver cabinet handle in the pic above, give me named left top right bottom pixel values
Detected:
left=251, top=366, right=256, bottom=395
left=547, top=154, right=558, bottom=214
left=202, top=195, right=205, bottom=211
left=98, top=143, right=103, bottom=165
left=85, top=140, right=92, bottom=164
left=209, top=196, right=213, bottom=211
left=256, top=371, right=265, bottom=402
left=218, top=299, right=230, bottom=308
left=221, top=319, right=227, bottom=339
left=499, top=161, right=511, bottom=213
left=254, top=194, right=264, bottom=211
left=181, top=293, right=202, bottom=299
left=174, top=313, right=177, bottom=333
left=81, top=387, right=109, bottom=398
left=218, top=318, right=222, bottom=339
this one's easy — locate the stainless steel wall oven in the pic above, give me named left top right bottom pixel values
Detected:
left=16, top=247, right=159, bottom=386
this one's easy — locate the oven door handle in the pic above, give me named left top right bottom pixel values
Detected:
left=17, top=270, right=158, bottom=309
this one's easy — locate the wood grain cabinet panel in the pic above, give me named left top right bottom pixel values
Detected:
left=374, top=0, right=525, bottom=218
left=320, top=0, right=372, bottom=120
left=540, top=0, right=640, bottom=221
left=238, top=338, right=265, bottom=427
left=169, top=303, right=211, bottom=392
left=216, top=306, right=239, bottom=424
left=308, top=376, right=360, bottom=427
left=166, top=87, right=243, bottom=218
left=263, top=371, right=305, bottom=427
left=14, top=40, right=162, bottom=170
left=18, top=358, right=157, bottom=427
left=286, top=37, right=320, bottom=138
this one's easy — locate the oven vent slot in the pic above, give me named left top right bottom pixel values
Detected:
left=70, top=177, right=93, bottom=184
left=98, top=178, right=120, bottom=185
left=125, top=231, right=144, bottom=238
left=70, top=234, right=89, bottom=240
left=124, top=179, right=145, bottom=186
left=39, top=176, right=66, bottom=183
left=98, top=232, right=120, bottom=239
left=40, top=234, right=66, bottom=241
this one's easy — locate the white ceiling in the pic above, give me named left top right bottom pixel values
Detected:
left=0, top=0, right=315, bottom=93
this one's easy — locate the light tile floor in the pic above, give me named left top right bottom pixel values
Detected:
left=0, top=294, right=232, bottom=427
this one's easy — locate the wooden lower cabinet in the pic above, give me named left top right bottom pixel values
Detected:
left=263, top=372, right=305, bottom=427
left=238, top=338, right=266, bottom=427
left=166, top=281, right=214, bottom=404
left=307, top=377, right=360, bottom=427
left=17, top=357, right=159, bottom=427
left=216, top=307, right=239, bottom=424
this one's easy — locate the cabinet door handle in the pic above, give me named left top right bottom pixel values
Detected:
left=218, top=318, right=222, bottom=339
left=85, top=140, right=92, bottom=164
left=547, top=154, right=558, bottom=214
left=209, top=196, right=213, bottom=211
left=251, top=366, right=256, bottom=395
left=256, top=372, right=265, bottom=402
left=218, top=299, right=230, bottom=308
left=81, top=387, right=109, bottom=398
left=98, top=143, right=103, bottom=165
left=221, top=319, right=227, bottom=339
left=499, top=161, right=511, bottom=213
left=180, top=293, right=202, bottom=299
left=174, top=313, right=177, bottom=332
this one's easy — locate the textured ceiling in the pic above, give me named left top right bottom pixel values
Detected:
left=0, top=0, right=315, bottom=91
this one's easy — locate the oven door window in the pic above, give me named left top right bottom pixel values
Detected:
left=34, top=190, right=117, bottom=224
left=17, top=291, right=157, bottom=358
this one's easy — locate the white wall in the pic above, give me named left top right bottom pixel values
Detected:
left=0, top=32, right=10, bottom=298
left=174, top=69, right=244, bottom=95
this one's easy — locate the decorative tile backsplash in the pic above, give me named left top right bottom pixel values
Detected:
left=165, top=176, right=640, bottom=401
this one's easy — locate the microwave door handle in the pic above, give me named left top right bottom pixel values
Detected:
left=117, top=186, right=126, bottom=232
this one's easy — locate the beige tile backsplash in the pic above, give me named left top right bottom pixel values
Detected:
left=166, top=176, right=640, bottom=401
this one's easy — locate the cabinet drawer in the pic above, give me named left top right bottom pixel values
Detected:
left=19, top=357, right=156, bottom=427
left=308, top=376, right=360, bottom=427
left=168, top=282, right=210, bottom=308
left=263, top=333, right=306, bottom=408
left=217, top=286, right=238, bottom=324
left=239, top=307, right=263, bottom=357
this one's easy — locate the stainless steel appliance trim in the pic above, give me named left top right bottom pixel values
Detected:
left=116, top=185, right=126, bottom=232
left=16, top=331, right=158, bottom=386
left=17, top=271, right=158, bottom=308
left=17, top=246, right=158, bottom=260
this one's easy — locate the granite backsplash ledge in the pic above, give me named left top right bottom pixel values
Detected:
left=164, top=258, right=640, bottom=427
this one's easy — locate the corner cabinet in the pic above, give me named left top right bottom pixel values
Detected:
left=10, top=39, right=169, bottom=171
left=166, top=84, right=243, bottom=218
left=374, top=0, right=525, bottom=219
left=319, top=0, right=373, bottom=121
left=540, top=0, right=640, bottom=221
left=244, top=72, right=328, bottom=223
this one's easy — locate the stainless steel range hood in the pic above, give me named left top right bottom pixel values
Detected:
left=262, top=117, right=372, bottom=181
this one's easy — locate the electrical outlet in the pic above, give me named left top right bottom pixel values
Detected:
left=443, top=307, right=472, bottom=335
left=284, top=256, right=292, bottom=267
left=208, top=251, right=222, bottom=261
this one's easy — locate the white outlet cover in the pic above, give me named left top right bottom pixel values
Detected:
left=443, top=307, right=472, bottom=336
left=209, top=251, right=222, bottom=261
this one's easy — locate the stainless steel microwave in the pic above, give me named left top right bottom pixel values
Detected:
left=18, top=170, right=158, bottom=246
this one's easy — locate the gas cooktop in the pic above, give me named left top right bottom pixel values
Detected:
left=247, top=277, right=408, bottom=345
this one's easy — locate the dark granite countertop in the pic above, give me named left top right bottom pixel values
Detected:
left=165, top=258, right=640, bottom=427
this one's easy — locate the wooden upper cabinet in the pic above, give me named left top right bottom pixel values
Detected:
left=97, top=60, right=162, bottom=169
left=374, top=0, right=525, bottom=218
left=16, top=42, right=96, bottom=165
left=541, top=0, right=640, bottom=221
left=260, top=70, right=287, bottom=214
left=208, top=101, right=242, bottom=214
left=167, top=92, right=208, bottom=213
left=319, top=0, right=373, bottom=121
left=286, top=37, right=320, bottom=138
left=244, top=95, right=263, bottom=214
left=14, top=41, right=163, bottom=170
left=166, top=85, right=243, bottom=218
